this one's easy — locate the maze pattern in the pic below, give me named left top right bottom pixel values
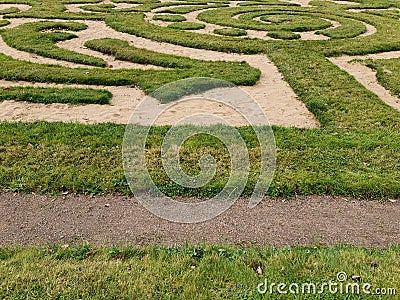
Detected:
left=0, top=0, right=399, bottom=128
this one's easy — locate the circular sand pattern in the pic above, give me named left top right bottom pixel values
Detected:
left=146, top=0, right=377, bottom=41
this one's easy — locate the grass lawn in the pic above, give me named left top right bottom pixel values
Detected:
left=1, top=244, right=399, bottom=299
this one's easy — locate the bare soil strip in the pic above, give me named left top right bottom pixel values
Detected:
left=330, top=52, right=400, bottom=112
left=1, top=192, right=399, bottom=247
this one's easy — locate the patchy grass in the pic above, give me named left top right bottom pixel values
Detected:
left=0, top=244, right=398, bottom=299
left=0, top=86, right=112, bottom=104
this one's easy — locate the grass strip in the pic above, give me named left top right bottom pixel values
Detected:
left=83, top=38, right=259, bottom=89
left=0, top=50, right=259, bottom=94
left=0, top=244, right=398, bottom=299
left=0, top=122, right=398, bottom=199
left=1, top=21, right=107, bottom=67
left=213, top=27, right=247, bottom=36
left=167, top=21, right=206, bottom=30
left=0, top=19, right=10, bottom=27
left=152, top=14, right=186, bottom=22
left=0, top=86, right=112, bottom=104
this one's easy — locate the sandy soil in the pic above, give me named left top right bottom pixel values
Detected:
left=0, top=19, right=318, bottom=127
left=280, top=0, right=312, bottom=7
left=330, top=0, right=359, bottom=5
left=65, top=0, right=139, bottom=13
left=329, top=52, right=400, bottom=112
left=1, top=192, right=399, bottom=247
left=0, top=4, right=31, bottom=12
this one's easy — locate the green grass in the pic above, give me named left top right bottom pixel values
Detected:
left=152, top=14, right=186, bottom=22
left=1, top=21, right=107, bottom=67
left=0, top=122, right=398, bottom=198
left=79, top=3, right=115, bottom=13
left=0, top=244, right=399, bottom=299
left=167, top=21, right=206, bottom=30
left=267, top=30, right=300, bottom=40
left=0, top=86, right=112, bottom=104
left=0, top=19, right=10, bottom=27
left=213, top=27, right=247, bottom=36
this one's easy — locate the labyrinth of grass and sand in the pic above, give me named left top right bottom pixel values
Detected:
left=0, top=0, right=399, bottom=198
left=1, top=0, right=400, bottom=298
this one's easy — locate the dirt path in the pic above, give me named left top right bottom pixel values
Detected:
left=1, top=192, right=399, bottom=247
